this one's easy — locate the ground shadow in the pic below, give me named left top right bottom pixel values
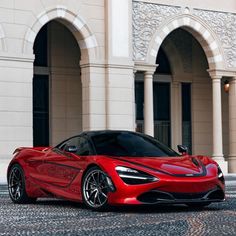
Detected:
left=34, top=197, right=229, bottom=214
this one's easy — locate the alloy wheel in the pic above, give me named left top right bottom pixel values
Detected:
left=83, top=169, right=110, bottom=209
left=8, top=166, right=23, bottom=201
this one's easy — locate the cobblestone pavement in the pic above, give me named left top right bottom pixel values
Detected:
left=0, top=182, right=235, bottom=236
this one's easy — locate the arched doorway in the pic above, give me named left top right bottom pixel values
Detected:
left=33, top=20, right=82, bottom=147
left=135, top=27, right=229, bottom=156
left=157, top=28, right=210, bottom=154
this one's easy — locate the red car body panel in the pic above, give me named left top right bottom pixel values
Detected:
left=8, top=145, right=225, bottom=205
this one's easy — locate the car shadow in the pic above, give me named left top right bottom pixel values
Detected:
left=34, top=198, right=228, bottom=214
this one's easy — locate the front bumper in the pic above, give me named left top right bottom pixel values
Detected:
left=107, top=175, right=225, bottom=205
left=136, top=187, right=225, bottom=205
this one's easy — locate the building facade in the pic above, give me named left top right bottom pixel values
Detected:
left=0, top=0, right=236, bottom=182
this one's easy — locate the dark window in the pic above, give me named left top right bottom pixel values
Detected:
left=33, top=24, right=48, bottom=67
left=182, top=83, right=192, bottom=153
left=77, top=137, right=90, bottom=156
left=91, top=132, right=179, bottom=157
left=33, top=75, right=49, bottom=146
left=58, top=137, right=91, bottom=156
left=135, top=81, right=144, bottom=120
left=154, top=83, right=170, bottom=120
left=153, top=83, right=171, bottom=147
left=65, top=137, right=80, bottom=148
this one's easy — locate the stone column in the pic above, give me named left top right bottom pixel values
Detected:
left=211, top=76, right=224, bottom=160
left=228, top=77, right=236, bottom=173
left=211, top=75, right=228, bottom=173
left=144, top=71, right=154, bottom=136
left=171, top=81, right=181, bottom=151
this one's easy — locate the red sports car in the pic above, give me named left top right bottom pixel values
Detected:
left=7, top=130, right=225, bottom=210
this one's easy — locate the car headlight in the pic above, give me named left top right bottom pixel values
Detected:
left=115, top=166, right=158, bottom=185
left=217, top=166, right=224, bottom=184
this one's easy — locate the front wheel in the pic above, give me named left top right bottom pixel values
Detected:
left=8, top=164, right=36, bottom=204
left=82, top=167, right=111, bottom=211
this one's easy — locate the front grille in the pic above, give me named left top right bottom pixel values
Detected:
left=137, top=191, right=174, bottom=203
left=137, top=187, right=224, bottom=204
left=171, top=192, right=206, bottom=200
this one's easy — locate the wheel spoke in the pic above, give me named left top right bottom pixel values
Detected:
left=12, top=172, right=19, bottom=181
left=97, top=193, right=102, bottom=205
left=91, top=173, right=97, bottom=186
left=100, top=191, right=107, bottom=199
left=97, top=172, right=100, bottom=184
left=88, top=189, right=97, bottom=201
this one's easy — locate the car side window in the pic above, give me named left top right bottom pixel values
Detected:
left=66, top=137, right=80, bottom=147
left=58, top=137, right=80, bottom=151
left=77, top=137, right=90, bottom=156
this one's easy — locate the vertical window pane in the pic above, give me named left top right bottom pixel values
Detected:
left=135, top=81, right=144, bottom=120
left=153, top=83, right=171, bottom=147
left=33, top=75, right=49, bottom=146
left=182, top=83, right=192, bottom=154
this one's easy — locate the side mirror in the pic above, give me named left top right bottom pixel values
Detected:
left=177, top=145, right=188, bottom=155
left=65, top=145, right=78, bottom=153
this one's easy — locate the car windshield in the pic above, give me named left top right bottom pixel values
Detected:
left=91, top=132, right=179, bottom=157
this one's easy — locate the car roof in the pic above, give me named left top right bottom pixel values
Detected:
left=81, top=130, right=138, bottom=138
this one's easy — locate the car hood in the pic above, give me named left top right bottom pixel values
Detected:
left=113, top=155, right=207, bottom=176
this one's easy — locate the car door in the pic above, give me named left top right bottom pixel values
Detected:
left=37, top=136, right=83, bottom=188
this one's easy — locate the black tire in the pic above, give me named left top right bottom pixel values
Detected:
left=186, top=202, right=211, bottom=208
left=82, top=166, right=110, bottom=211
left=8, top=164, right=37, bottom=204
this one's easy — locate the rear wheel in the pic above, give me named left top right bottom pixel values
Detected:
left=8, top=164, right=36, bottom=204
left=82, top=167, right=110, bottom=211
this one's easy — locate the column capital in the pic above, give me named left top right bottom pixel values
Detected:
left=207, top=69, right=221, bottom=79
left=134, top=62, right=158, bottom=75
left=207, top=68, right=236, bottom=78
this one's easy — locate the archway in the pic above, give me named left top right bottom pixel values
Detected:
left=33, top=20, right=82, bottom=146
left=135, top=27, right=228, bottom=156
left=147, top=15, right=225, bottom=70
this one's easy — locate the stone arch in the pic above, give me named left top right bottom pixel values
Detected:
left=22, top=5, right=99, bottom=61
left=147, top=14, right=225, bottom=70
left=0, top=25, right=7, bottom=51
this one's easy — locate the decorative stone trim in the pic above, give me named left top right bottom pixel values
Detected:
left=133, top=1, right=225, bottom=70
left=133, top=1, right=181, bottom=61
left=147, top=15, right=224, bottom=69
left=23, top=5, right=99, bottom=60
left=193, top=9, right=236, bottom=68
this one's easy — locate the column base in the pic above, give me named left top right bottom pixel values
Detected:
left=228, top=156, right=236, bottom=173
